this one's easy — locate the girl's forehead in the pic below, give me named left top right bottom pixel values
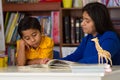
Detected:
left=22, top=28, right=38, bottom=32
left=22, top=29, right=39, bottom=35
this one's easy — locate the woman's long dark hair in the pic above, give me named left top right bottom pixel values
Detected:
left=82, top=2, right=116, bottom=34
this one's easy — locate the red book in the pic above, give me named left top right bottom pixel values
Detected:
left=51, top=11, right=60, bottom=44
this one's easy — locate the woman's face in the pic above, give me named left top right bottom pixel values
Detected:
left=22, top=28, right=41, bottom=48
left=81, top=11, right=97, bottom=36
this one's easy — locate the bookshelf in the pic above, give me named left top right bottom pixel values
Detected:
left=60, top=8, right=83, bottom=46
left=2, top=1, right=61, bottom=65
left=59, top=8, right=84, bottom=57
left=2, top=1, right=120, bottom=58
left=60, top=7, right=120, bottom=45
left=109, top=7, right=120, bottom=34
left=59, top=6, right=120, bottom=57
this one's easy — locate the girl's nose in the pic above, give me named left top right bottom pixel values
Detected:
left=31, top=37, right=35, bottom=42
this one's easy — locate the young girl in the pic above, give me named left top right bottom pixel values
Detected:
left=60, top=2, right=120, bottom=65
left=16, top=16, right=54, bottom=66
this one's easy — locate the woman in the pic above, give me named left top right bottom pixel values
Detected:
left=60, top=2, right=120, bottom=65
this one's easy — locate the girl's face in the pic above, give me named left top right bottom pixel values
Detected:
left=22, top=28, right=41, bottom=49
left=81, top=11, right=97, bottom=36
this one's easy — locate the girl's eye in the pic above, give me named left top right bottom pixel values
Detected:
left=32, top=33, right=37, bottom=37
left=25, top=37, right=30, bottom=40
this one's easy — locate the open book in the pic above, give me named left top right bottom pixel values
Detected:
left=18, top=59, right=111, bottom=73
left=28, top=59, right=75, bottom=69
left=18, top=59, right=75, bottom=71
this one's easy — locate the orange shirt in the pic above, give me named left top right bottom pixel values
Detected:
left=16, top=36, right=54, bottom=60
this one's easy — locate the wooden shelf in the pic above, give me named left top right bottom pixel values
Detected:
left=3, top=2, right=61, bottom=12
left=108, top=6, right=120, bottom=9
left=61, top=8, right=82, bottom=10
left=62, top=43, right=79, bottom=47
left=61, top=6, right=120, bottom=9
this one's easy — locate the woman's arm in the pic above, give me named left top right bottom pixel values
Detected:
left=60, top=37, right=87, bottom=62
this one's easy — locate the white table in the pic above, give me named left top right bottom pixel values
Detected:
left=0, top=66, right=120, bottom=80
left=0, top=66, right=105, bottom=80
left=102, top=66, right=120, bottom=80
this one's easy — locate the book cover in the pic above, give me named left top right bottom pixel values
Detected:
left=36, top=16, right=52, bottom=37
left=4, top=12, right=11, bottom=31
left=6, top=12, right=19, bottom=43
left=5, top=13, right=15, bottom=40
left=75, top=18, right=80, bottom=43
left=11, top=13, right=24, bottom=43
left=70, top=17, right=75, bottom=44
left=10, top=25, right=18, bottom=43
left=52, top=11, right=60, bottom=44
left=63, top=16, right=71, bottom=43
left=7, top=45, right=16, bottom=66
left=0, top=0, right=5, bottom=51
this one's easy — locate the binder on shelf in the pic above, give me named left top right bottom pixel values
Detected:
left=63, top=16, right=71, bottom=44
left=70, top=17, right=75, bottom=44
left=75, top=18, right=80, bottom=43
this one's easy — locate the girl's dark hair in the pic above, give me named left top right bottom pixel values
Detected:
left=18, top=16, right=41, bottom=38
left=82, top=2, right=116, bottom=34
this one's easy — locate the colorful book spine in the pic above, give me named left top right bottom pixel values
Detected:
left=71, top=17, right=75, bottom=44
left=63, top=16, right=71, bottom=43
left=6, top=12, right=19, bottom=43
left=0, top=52, right=8, bottom=67
left=52, top=11, right=60, bottom=44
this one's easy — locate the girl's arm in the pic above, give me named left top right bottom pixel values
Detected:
left=16, top=39, right=26, bottom=66
left=27, top=58, right=50, bottom=65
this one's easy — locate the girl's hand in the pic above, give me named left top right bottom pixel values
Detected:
left=19, top=39, right=25, bottom=46
left=40, top=58, right=51, bottom=64
left=19, top=39, right=30, bottom=49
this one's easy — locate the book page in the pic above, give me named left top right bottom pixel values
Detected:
left=17, top=59, right=74, bottom=71
left=46, top=59, right=70, bottom=68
